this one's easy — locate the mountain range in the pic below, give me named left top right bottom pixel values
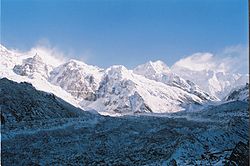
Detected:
left=1, top=44, right=248, bottom=115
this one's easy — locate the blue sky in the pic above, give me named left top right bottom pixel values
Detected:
left=1, top=0, right=248, bottom=70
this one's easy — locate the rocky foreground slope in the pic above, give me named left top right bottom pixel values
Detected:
left=1, top=78, right=249, bottom=165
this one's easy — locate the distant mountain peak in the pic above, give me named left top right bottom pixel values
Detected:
left=134, top=60, right=170, bottom=76
left=105, top=65, right=132, bottom=80
left=172, top=65, right=249, bottom=99
left=133, top=60, right=217, bottom=102
left=13, top=54, right=50, bottom=78
left=149, top=60, right=170, bottom=71
left=67, top=59, right=87, bottom=66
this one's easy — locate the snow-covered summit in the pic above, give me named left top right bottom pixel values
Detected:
left=0, top=44, right=23, bottom=73
left=49, top=59, right=104, bottom=100
left=133, top=60, right=170, bottom=78
left=134, top=61, right=217, bottom=101
left=0, top=45, right=80, bottom=107
left=172, top=64, right=249, bottom=99
left=13, top=54, right=52, bottom=79
left=104, top=65, right=133, bottom=80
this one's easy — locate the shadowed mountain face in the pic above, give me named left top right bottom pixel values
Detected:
left=0, top=78, right=94, bottom=125
left=224, top=83, right=249, bottom=102
left=1, top=78, right=249, bottom=165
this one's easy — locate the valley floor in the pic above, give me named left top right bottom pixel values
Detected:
left=1, top=101, right=249, bottom=166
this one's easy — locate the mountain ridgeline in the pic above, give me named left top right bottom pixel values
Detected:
left=1, top=44, right=248, bottom=115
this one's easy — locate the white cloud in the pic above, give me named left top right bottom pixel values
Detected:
left=172, top=44, right=248, bottom=74
left=32, top=38, right=92, bottom=65
left=10, top=39, right=71, bottom=67
left=171, top=52, right=218, bottom=71
left=28, top=45, right=68, bottom=67
left=218, top=45, right=249, bottom=74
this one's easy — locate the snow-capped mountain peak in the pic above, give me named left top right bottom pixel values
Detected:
left=13, top=53, right=51, bottom=79
left=134, top=60, right=170, bottom=77
left=59, top=59, right=103, bottom=76
left=172, top=65, right=249, bottom=99
left=148, top=60, right=171, bottom=73
left=66, top=59, right=91, bottom=67
left=105, top=65, right=133, bottom=80
left=49, top=59, right=104, bottom=100
left=133, top=61, right=218, bottom=102
left=0, top=44, right=23, bottom=72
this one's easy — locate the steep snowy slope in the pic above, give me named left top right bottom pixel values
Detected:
left=0, top=45, right=80, bottom=107
left=134, top=60, right=218, bottom=101
left=224, top=83, right=249, bottom=102
left=49, top=59, right=104, bottom=100
left=82, top=65, right=211, bottom=114
left=0, top=45, right=26, bottom=76
left=172, top=64, right=249, bottom=99
left=0, top=44, right=63, bottom=75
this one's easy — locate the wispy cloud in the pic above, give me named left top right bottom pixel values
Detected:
left=172, top=44, right=248, bottom=74
left=2, top=40, right=247, bottom=74
left=28, top=42, right=68, bottom=67
left=32, top=38, right=92, bottom=65
left=218, top=44, right=249, bottom=74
